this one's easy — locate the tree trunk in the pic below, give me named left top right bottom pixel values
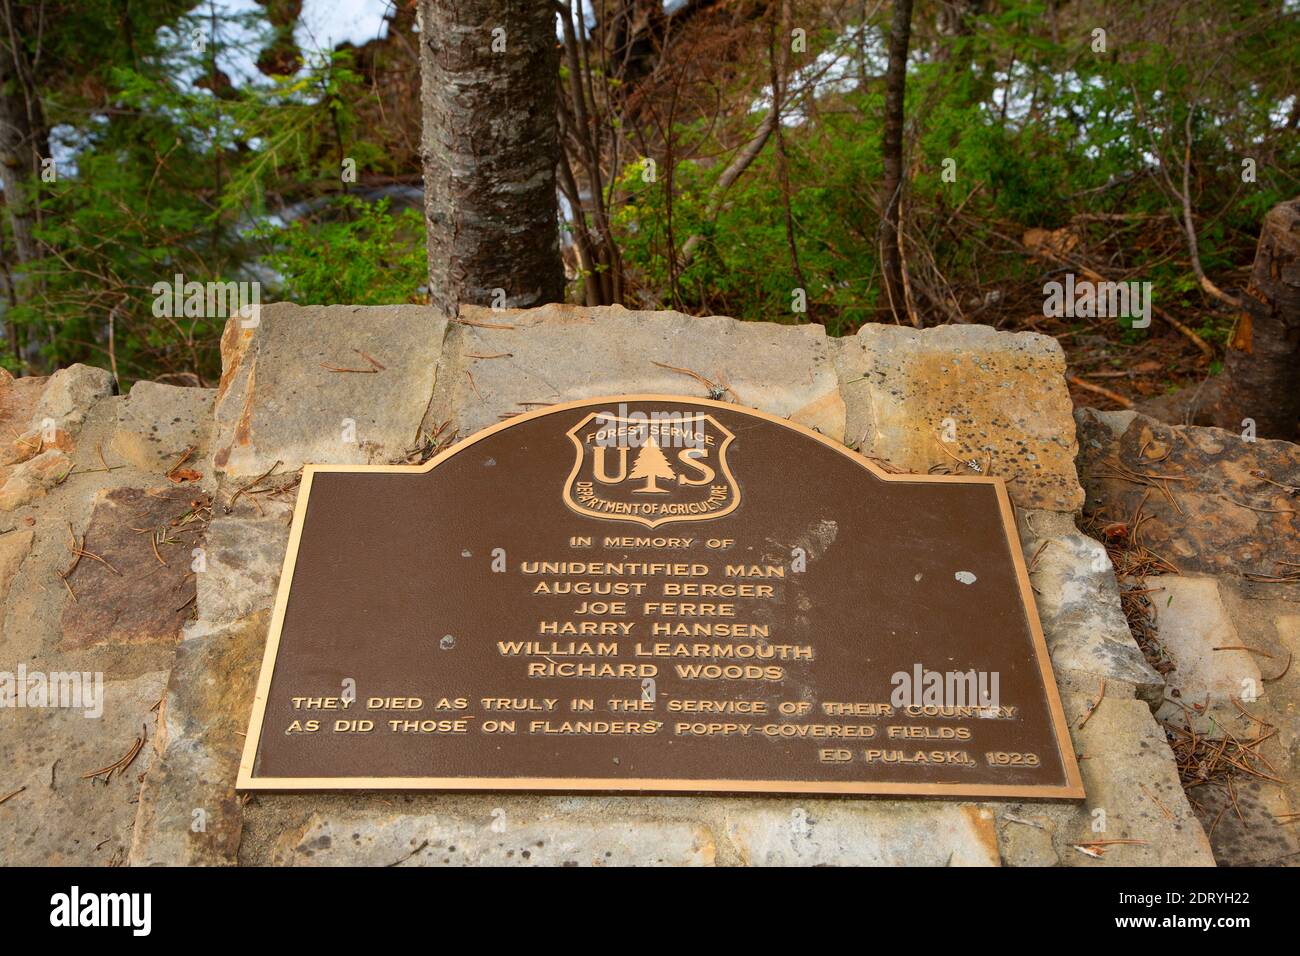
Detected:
left=418, top=0, right=565, bottom=317
left=1213, top=198, right=1300, bottom=440
left=878, top=0, right=913, bottom=323
left=0, top=15, right=49, bottom=367
left=0, top=21, right=46, bottom=266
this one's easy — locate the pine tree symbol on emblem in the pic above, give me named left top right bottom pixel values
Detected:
left=629, top=438, right=675, bottom=493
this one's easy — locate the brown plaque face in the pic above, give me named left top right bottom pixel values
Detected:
left=238, top=396, right=1084, bottom=799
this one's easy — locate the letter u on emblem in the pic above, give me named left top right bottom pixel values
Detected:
left=593, top=446, right=629, bottom=483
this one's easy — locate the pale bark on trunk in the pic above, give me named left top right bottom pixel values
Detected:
left=0, top=16, right=48, bottom=365
left=0, top=28, right=47, bottom=273
left=879, top=0, right=913, bottom=323
left=418, top=0, right=565, bottom=317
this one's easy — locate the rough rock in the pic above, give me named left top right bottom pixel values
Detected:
left=992, top=803, right=1076, bottom=866
left=1057, top=692, right=1214, bottom=866
left=0, top=449, right=71, bottom=511
left=1208, top=583, right=1296, bottom=683
left=0, top=370, right=49, bottom=476
left=1164, top=666, right=1300, bottom=867
left=834, top=324, right=1084, bottom=510
left=212, top=304, right=447, bottom=477
left=14, top=361, right=116, bottom=460
left=427, top=303, right=845, bottom=440
left=1082, top=408, right=1139, bottom=438
left=129, top=612, right=268, bottom=866
left=1077, top=405, right=1300, bottom=868
left=1190, top=777, right=1300, bottom=866
left=1, top=670, right=168, bottom=865
left=6, top=426, right=74, bottom=467
left=269, top=810, right=715, bottom=867
left=28, top=363, right=115, bottom=433
left=1151, top=575, right=1263, bottom=705
left=196, top=498, right=293, bottom=624
left=1076, top=408, right=1300, bottom=588
left=1018, top=514, right=1164, bottom=703
left=992, top=691, right=1214, bottom=867
left=59, top=487, right=202, bottom=649
left=111, top=381, right=216, bottom=476
left=1278, top=614, right=1300, bottom=644
left=0, top=528, right=34, bottom=606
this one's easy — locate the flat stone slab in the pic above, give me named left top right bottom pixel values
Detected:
left=1190, top=776, right=1300, bottom=866
left=1153, top=576, right=1263, bottom=705
left=122, top=307, right=1220, bottom=865
left=186, top=681, right=1211, bottom=866
left=59, top=487, right=202, bottom=650
left=991, top=692, right=1212, bottom=867
left=721, top=802, right=999, bottom=866
left=1056, top=692, right=1213, bottom=866
left=65, top=307, right=1228, bottom=866
left=212, top=304, right=447, bottom=477
left=1077, top=408, right=1300, bottom=868
left=834, top=324, right=1084, bottom=511
left=428, top=304, right=845, bottom=441
left=269, top=810, right=716, bottom=866
left=143, top=429, right=1204, bottom=864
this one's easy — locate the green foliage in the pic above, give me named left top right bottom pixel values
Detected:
left=611, top=0, right=1299, bottom=340
left=3, top=6, right=397, bottom=384
left=256, top=198, right=426, bottom=306
left=4, top=0, right=1297, bottom=390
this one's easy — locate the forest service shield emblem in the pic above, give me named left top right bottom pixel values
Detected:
left=562, top=410, right=740, bottom=529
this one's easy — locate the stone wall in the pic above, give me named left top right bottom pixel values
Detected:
left=1, top=365, right=214, bottom=864
left=0, top=305, right=1216, bottom=866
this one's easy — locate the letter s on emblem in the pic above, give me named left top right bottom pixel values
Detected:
left=676, top=447, right=714, bottom=485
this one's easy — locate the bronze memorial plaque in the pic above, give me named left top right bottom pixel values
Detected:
left=238, top=396, right=1084, bottom=798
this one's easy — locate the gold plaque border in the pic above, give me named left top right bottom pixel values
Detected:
left=236, top=394, right=1086, bottom=800
left=561, top=411, right=741, bottom=529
